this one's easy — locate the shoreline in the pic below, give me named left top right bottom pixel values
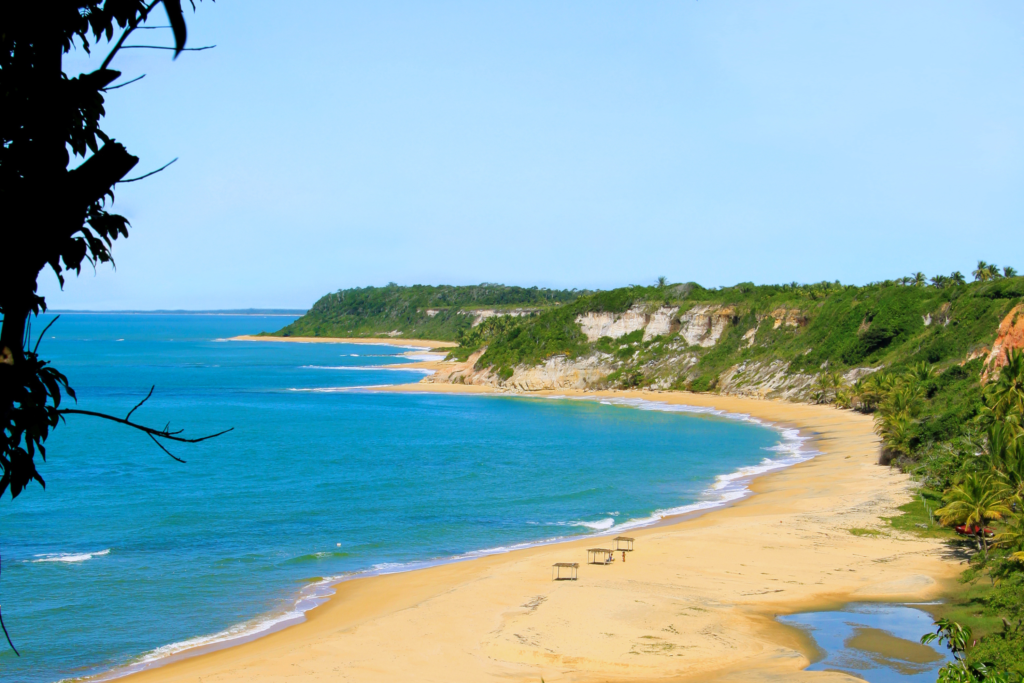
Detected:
left=229, top=334, right=457, bottom=349
left=115, top=385, right=960, bottom=683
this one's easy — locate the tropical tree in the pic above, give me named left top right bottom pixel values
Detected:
left=1, top=0, right=224, bottom=655
left=906, top=361, right=936, bottom=384
left=996, top=512, right=1024, bottom=564
left=932, top=275, right=950, bottom=289
left=951, top=271, right=967, bottom=286
left=913, top=272, right=927, bottom=287
left=974, top=261, right=1001, bottom=283
left=921, top=619, right=1017, bottom=683
left=983, top=349, right=1024, bottom=426
left=1004, top=266, right=1018, bottom=278
left=935, top=473, right=1013, bottom=558
left=878, top=413, right=914, bottom=461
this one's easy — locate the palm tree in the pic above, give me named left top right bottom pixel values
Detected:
left=656, top=276, right=667, bottom=289
left=899, top=276, right=913, bottom=286
left=950, top=271, right=966, bottom=286
left=1004, top=266, right=1018, bottom=278
left=930, top=275, right=948, bottom=289
left=912, top=272, right=926, bottom=286
left=935, top=473, right=1012, bottom=558
left=983, top=348, right=1024, bottom=424
left=904, top=361, right=935, bottom=384
left=974, top=260, right=992, bottom=282
left=878, top=413, right=914, bottom=461
left=882, top=382, right=924, bottom=420
left=995, top=512, right=1024, bottom=564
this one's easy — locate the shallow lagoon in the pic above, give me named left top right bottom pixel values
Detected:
left=780, top=603, right=951, bottom=682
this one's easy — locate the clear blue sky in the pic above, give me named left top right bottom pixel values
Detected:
left=46, top=0, right=1024, bottom=310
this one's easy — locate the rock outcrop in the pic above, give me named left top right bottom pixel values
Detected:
left=576, top=305, right=649, bottom=341
left=984, top=303, right=1024, bottom=381
left=678, top=305, right=734, bottom=347
left=502, top=354, right=611, bottom=392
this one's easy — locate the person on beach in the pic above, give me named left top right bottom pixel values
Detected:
left=622, top=551, right=626, bottom=562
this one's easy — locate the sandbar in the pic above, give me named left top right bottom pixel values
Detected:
left=119, top=385, right=959, bottom=683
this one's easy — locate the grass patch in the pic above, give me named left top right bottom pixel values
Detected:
left=848, top=527, right=886, bottom=537
left=881, top=488, right=955, bottom=540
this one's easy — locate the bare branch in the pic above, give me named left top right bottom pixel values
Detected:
left=100, top=1, right=162, bottom=71
left=125, top=385, right=155, bottom=422
left=0, top=606, right=17, bottom=657
left=33, top=315, right=60, bottom=355
left=58, top=405, right=233, bottom=465
left=120, top=45, right=215, bottom=52
left=103, top=74, right=147, bottom=91
left=148, top=432, right=186, bottom=463
left=119, top=158, right=178, bottom=183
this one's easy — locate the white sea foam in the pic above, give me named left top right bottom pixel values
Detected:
left=31, top=549, right=110, bottom=563
left=98, top=393, right=817, bottom=680
left=287, top=385, right=395, bottom=392
left=402, top=352, right=447, bottom=362
left=573, top=517, right=616, bottom=530
left=301, top=365, right=434, bottom=374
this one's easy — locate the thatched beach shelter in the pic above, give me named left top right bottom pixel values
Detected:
left=551, top=562, right=579, bottom=580
left=613, top=536, right=634, bottom=551
left=587, top=548, right=614, bottom=565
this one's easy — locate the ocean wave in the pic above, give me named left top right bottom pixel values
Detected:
left=572, top=517, right=616, bottom=530
left=283, top=550, right=351, bottom=565
left=402, top=352, right=446, bottom=362
left=129, top=580, right=336, bottom=669
left=31, top=549, right=110, bottom=563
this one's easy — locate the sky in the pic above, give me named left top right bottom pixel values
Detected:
left=45, top=0, right=1024, bottom=310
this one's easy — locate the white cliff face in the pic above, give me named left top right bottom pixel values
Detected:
left=643, top=306, right=678, bottom=341
left=576, top=305, right=647, bottom=341
left=678, top=305, right=734, bottom=347
left=576, top=305, right=679, bottom=342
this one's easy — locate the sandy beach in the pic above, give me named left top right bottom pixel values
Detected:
left=229, top=335, right=457, bottom=348
left=120, top=385, right=959, bottom=683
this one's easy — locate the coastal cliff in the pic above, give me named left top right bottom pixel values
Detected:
left=423, top=277, right=1024, bottom=401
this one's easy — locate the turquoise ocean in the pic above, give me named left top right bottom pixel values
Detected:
left=0, top=314, right=813, bottom=683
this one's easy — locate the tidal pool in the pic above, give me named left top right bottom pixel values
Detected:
left=779, top=603, right=951, bottom=682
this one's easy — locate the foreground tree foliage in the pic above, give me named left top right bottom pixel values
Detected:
left=1, top=0, right=226, bottom=653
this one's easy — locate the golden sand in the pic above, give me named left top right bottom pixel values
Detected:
left=121, top=386, right=958, bottom=683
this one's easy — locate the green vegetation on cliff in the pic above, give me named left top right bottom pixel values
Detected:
left=267, top=283, right=586, bottom=341
left=468, top=276, right=1023, bottom=389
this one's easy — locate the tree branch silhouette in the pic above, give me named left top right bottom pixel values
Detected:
left=59, top=386, right=233, bottom=464
left=119, top=158, right=178, bottom=183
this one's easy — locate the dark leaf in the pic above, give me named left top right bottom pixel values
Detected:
left=163, top=0, right=188, bottom=57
